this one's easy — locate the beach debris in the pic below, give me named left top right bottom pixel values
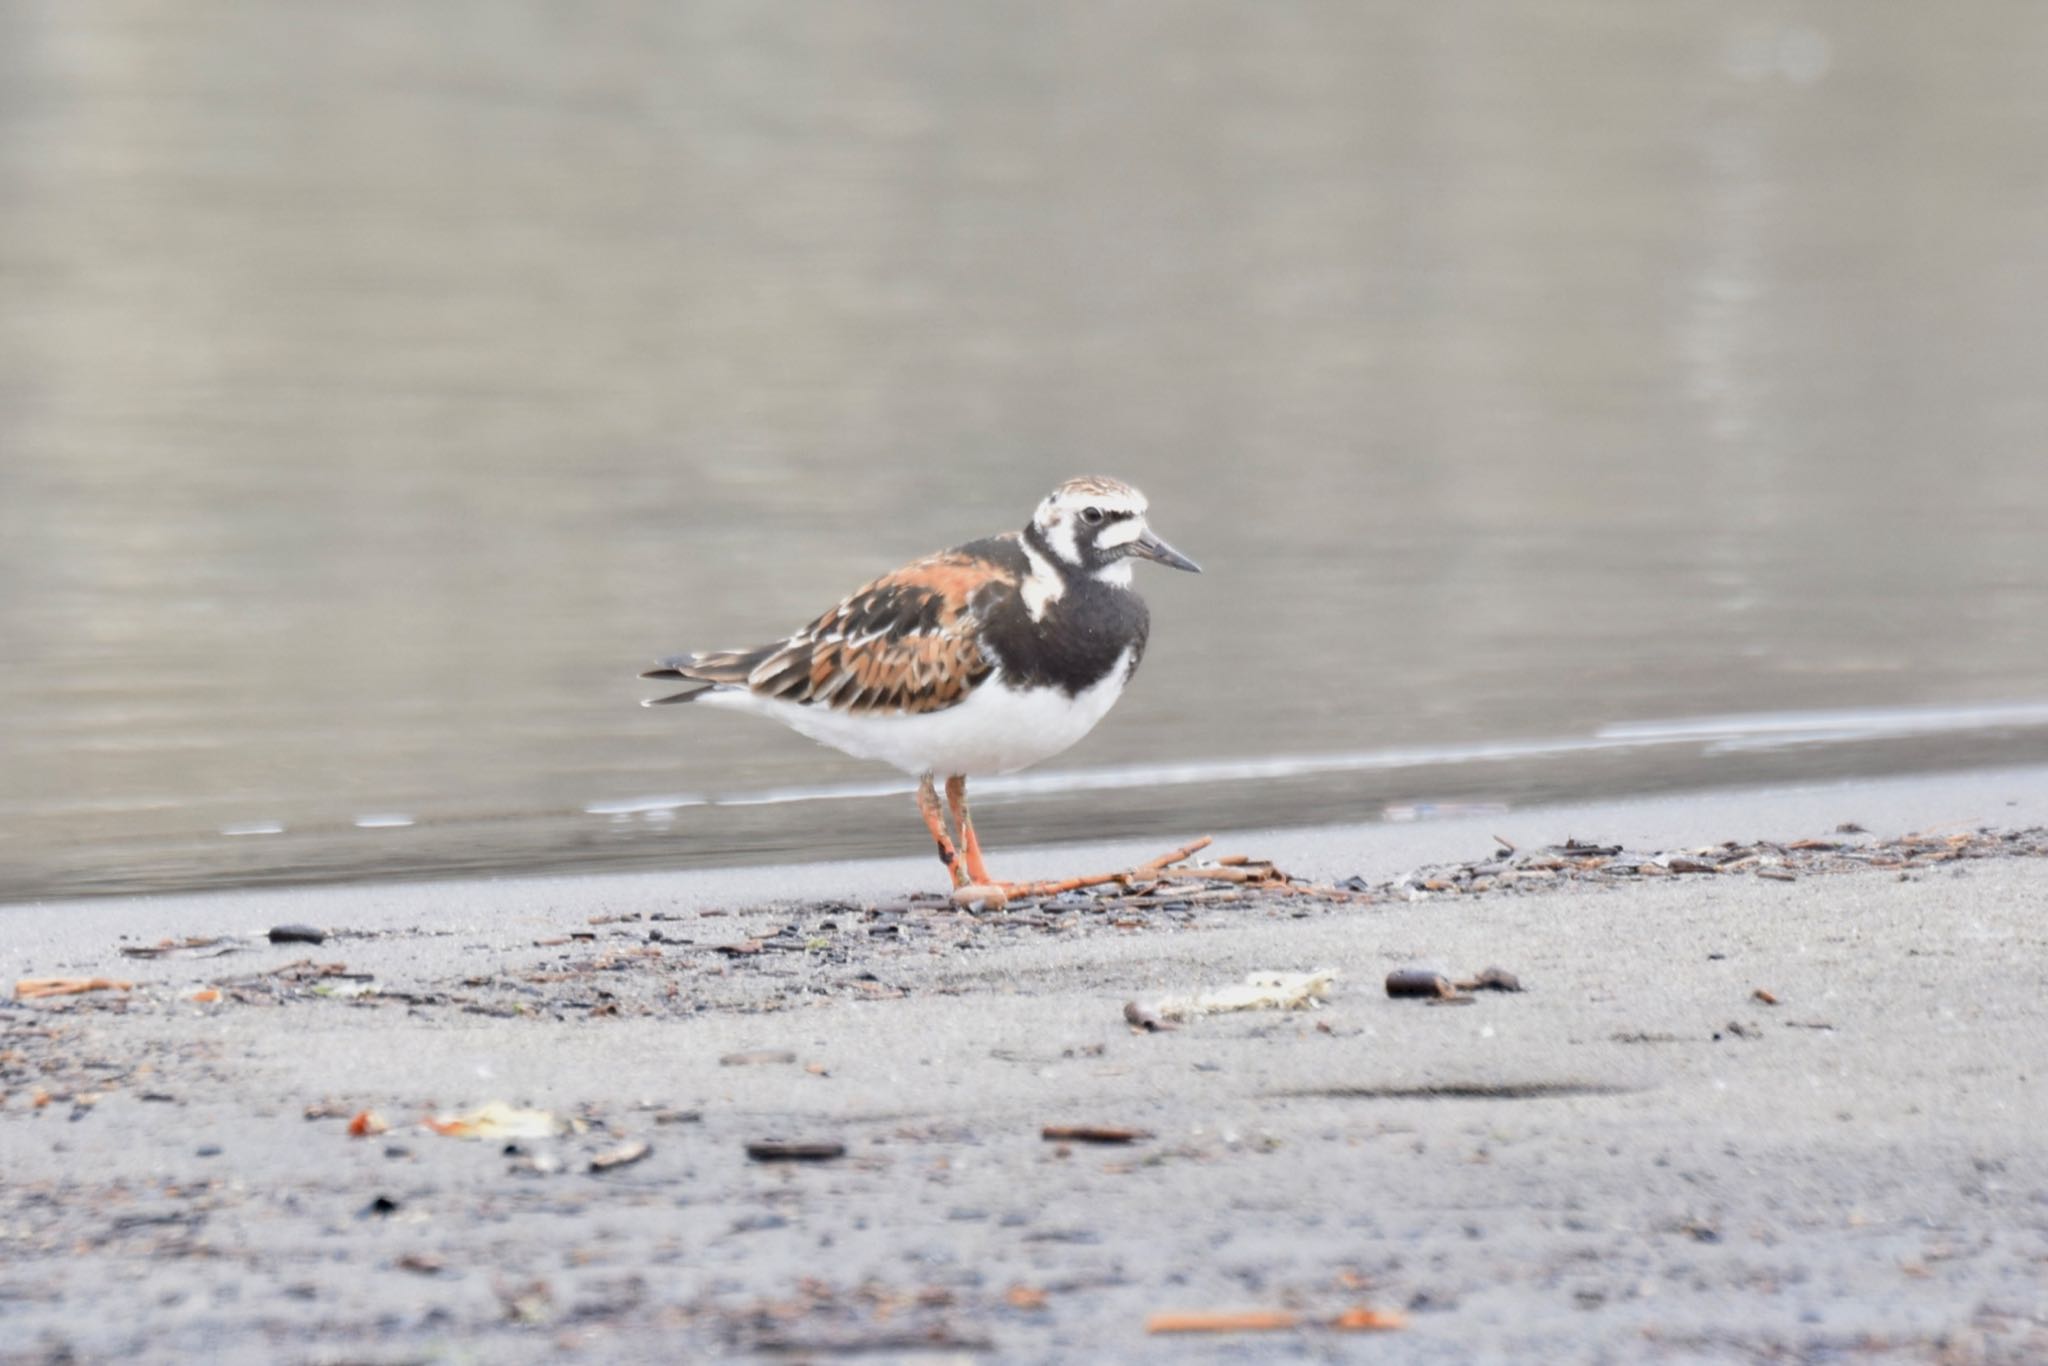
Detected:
left=719, top=1049, right=796, bottom=1066
left=986, top=836, right=1219, bottom=901
left=1042, top=1125, right=1151, bottom=1145
left=1385, top=969, right=1456, bottom=999
left=348, top=1109, right=390, bottom=1137
left=1146, top=969, right=1336, bottom=1021
left=1006, top=1285, right=1050, bottom=1310
left=1122, top=1000, right=1176, bottom=1032
left=268, top=924, right=328, bottom=945
left=651, top=1108, right=703, bottom=1125
left=952, top=884, right=1009, bottom=912
left=120, top=936, right=231, bottom=959
left=506, top=1148, right=562, bottom=1176
left=1147, top=1310, right=1298, bottom=1333
left=312, top=980, right=377, bottom=1000
left=745, top=1140, right=847, bottom=1162
left=1454, top=966, right=1524, bottom=993
left=1751, top=987, right=1779, bottom=1005
left=588, top=1139, right=652, bottom=1173
left=1358, top=825, right=2048, bottom=904
left=1145, top=1306, right=1406, bottom=1334
left=15, top=977, right=133, bottom=1000
left=396, top=1253, right=445, bottom=1275
left=24, top=823, right=2037, bottom=1033
left=189, top=987, right=222, bottom=1004
left=750, top=1329, right=996, bottom=1355
left=426, top=1101, right=567, bottom=1140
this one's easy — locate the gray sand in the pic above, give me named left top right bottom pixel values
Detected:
left=5, top=767, right=2048, bottom=1363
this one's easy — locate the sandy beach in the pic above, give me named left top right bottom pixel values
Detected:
left=5, top=766, right=2048, bottom=1364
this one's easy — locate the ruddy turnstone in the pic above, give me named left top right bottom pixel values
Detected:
left=641, top=475, right=1200, bottom=892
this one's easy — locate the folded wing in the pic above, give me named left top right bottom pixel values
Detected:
left=642, top=541, right=1023, bottom=714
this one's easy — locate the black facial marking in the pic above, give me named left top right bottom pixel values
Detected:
left=1021, top=519, right=1065, bottom=569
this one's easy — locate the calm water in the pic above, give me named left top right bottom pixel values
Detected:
left=4, top=4, right=2048, bottom=901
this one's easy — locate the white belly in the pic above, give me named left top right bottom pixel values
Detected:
left=702, top=651, right=1135, bottom=777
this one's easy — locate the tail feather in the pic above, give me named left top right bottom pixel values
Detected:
left=638, top=647, right=772, bottom=706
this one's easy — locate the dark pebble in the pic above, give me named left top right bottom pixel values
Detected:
left=1465, top=966, right=1524, bottom=992
left=1386, top=968, right=1455, bottom=999
left=195, top=1144, right=222, bottom=1157
left=360, top=1195, right=401, bottom=1218
left=268, top=924, right=328, bottom=945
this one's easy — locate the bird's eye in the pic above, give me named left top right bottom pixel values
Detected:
left=1080, top=506, right=1105, bottom=526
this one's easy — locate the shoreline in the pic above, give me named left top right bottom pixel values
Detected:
left=15, top=732, right=2048, bottom=905
left=6, top=766, right=2048, bottom=1362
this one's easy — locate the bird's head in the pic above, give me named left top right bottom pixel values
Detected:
left=1028, top=476, right=1201, bottom=582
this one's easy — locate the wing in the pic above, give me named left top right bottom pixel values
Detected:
left=643, top=536, right=1026, bottom=715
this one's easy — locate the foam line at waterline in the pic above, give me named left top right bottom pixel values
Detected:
left=587, top=699, right=2048, bottom=818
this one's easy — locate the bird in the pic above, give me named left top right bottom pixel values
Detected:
left=641, top=475, right=1200, bottom=893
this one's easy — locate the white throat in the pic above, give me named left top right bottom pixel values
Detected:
left=1092, top=559, right=1133, bottom=586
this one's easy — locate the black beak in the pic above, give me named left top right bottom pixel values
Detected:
left=1129, top=528, right=1202, bottom=573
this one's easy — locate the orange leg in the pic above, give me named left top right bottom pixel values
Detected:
left=945, top=775, right=996, bottom=885
left=916, top=774, right=970, bottom=888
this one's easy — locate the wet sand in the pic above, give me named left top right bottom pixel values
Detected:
left=5, top=767, right=2048, bottom=1363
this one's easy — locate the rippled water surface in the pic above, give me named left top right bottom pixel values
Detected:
left=4, top=4, right=2048, bottom=900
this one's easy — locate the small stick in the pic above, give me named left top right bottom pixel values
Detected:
left=1136, top=835, right=1214, bottom=872
left=1146, top=1310, right=1299, bottom=1334
left=998, top=837, right=1215, bottom=900
left=15, top=977, right=133, bottom=1000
